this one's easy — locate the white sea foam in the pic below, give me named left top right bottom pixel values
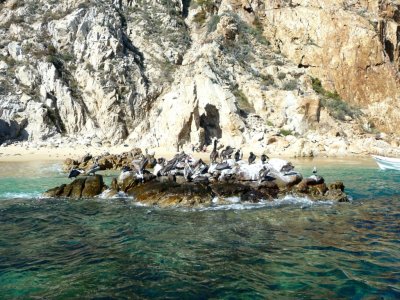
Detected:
left=0, top=191, right=42, bottom=199
left=195, top=195, right=335, bottom=211
left=98, top=189, right=134, bottom=199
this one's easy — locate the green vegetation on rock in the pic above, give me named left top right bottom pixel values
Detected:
left=311, top=77, right=361, bottom=121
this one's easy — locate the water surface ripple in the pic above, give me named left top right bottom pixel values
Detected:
left=0, top=159, right=399, bottom=298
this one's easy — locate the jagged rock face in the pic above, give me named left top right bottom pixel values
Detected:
left=0, top=0, right=186, bottom=144
left=0, top=0, right=399, bottom=156
left=260, top=0, right=400, bottom=133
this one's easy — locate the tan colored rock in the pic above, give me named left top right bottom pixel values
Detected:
left=217, top=15, right=239, bottom=40
left=262, top=0, right=400, bottom=134
left=1, top=0, right=399, bottom=158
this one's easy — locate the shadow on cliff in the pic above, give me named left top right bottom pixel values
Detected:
left=182, top=0, right=191, bottom=18
left=200, top=104, right=222, bottom=144
left=0, top=119, right=29, bottom=145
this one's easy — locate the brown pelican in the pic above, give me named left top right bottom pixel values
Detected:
left=145, top=149, right=157, bottom=168
left=183, top=158, right=193, bottom=182
left=87, top=161, right=100, bottom=175
left=132, top=156, right=148, bottom=177
left=68, top=168, right=84, bottom=179
left=221, top=146, right=235, bottom=161
left=210, top=138, right=219, bottom=163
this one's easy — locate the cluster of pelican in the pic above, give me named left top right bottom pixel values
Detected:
left=68, top=142, right=312, bottom=187
left=116, top=143, right=303, bottom=185
left=68, top=160, right=100, bottom=179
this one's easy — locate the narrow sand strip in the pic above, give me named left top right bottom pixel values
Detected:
left=0, top=144, right=376, bottom=168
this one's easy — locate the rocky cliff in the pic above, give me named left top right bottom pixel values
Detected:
left=0, top=0, right=399, bottom=156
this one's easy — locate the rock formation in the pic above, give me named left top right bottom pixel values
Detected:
left=1, top=0, right=399, bottom=157
left=45, top=154, right=349, bottom=207
left=44, top=174, right=105, bottom=198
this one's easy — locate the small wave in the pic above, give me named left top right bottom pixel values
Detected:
left=196, top=195, right=334, bottom=211
left=0, top=191, right=42, bottom=200
left=273, top=195, right=334, bottom=207
left=98, top=189, right=134, bottom=199
left=39, top=163, right=63, bottom=174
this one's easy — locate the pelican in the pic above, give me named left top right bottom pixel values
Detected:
left=221, top=146, right=235, bottom=161
left=132, top=156, right=148, bottom=178
left=210, top=138, right=219, bottom=163
left=86, top=161, right=100, bottom=176
left=153, top=158, right=166, bottom=176
left=248, top=152, right=256, bottom=164
left=258, top=165, right=270, bottom=183
left=183, top=158, right=193, bottom=182
left=68, top=168, right=84, bottom=179
left=144, top=148, right=157, bottom=168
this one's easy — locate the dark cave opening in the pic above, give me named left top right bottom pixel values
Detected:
left=199, top=104, right=222, bottom=145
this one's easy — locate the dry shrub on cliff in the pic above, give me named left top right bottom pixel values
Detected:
left=312, top=77, right=361, bottom=121
left=233, top=88, right=255, bottom=114
left=207, top=15, right=220, bottom=33
left=283, top=79, right=298, bottom=91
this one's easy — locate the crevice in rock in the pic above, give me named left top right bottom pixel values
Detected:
left=181, top=0, right=191, bottom=18
left=385, top=39, right=395, bottom=62
left=46, top=92, right=66, bottom=134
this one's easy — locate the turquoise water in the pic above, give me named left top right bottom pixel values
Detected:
left=0, top=159, right=399, bottom=298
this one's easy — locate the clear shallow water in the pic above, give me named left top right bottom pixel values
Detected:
left=0, top=159, right=399, bottom=298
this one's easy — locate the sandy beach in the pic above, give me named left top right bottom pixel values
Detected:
left=0, top=144, right=212, bottom=163
left=0, top=143, right=377, bottom=169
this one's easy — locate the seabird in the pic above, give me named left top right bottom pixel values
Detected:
left=312, top=166, right=317, bottom=175
left=221, top=146, right=235, bottom=161
left=210, top=138, right=219, bottom=163
left=87, top=161, right=100, bottom=176
left=248, top=152, right=256, bottom=164
left=68, top=168, right=84, bottom=179
left=183, top=158, right=193, bottom=182
left=261, top=154, right=269, bottom=164
left=138, top=156, right=149, bottom=174
left=234, top=149, right=241, bottom=162
left=159, top=152, right=186, bottom=176
left=215, top=161, right=230, bottom=170
left=258, top=166, right=270, bottom=183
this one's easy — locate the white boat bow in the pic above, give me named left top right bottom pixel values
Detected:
left=371, top=155, right=400, bottom=170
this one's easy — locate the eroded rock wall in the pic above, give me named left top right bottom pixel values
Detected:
left=0, top=0, right=399, bottom=156
left=260, top=0, right=400, bottom=133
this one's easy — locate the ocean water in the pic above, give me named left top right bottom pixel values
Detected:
left=0, top=159, right=399, bottom=299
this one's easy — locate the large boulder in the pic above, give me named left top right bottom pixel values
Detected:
left=127, top=181, right=214, bottom=207
left=81, top=175, right=104, bottom=198
left=44, top=175, right=106, bottom=198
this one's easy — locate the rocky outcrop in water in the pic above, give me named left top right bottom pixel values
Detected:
left=45, top=154, right=349, bottom=207
left=44, top=172, right=348, bottom=207
left=1, top=0, right=399, bottom=157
